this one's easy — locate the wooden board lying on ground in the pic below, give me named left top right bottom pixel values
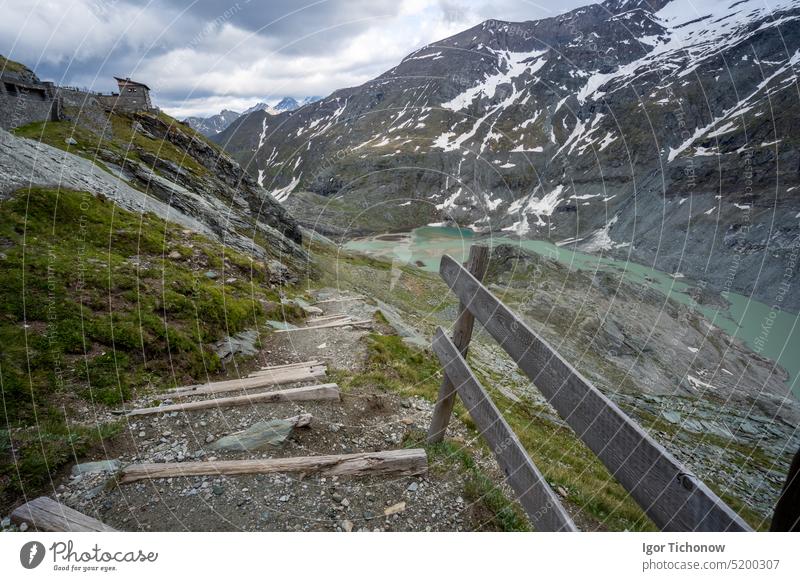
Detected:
left=274, top=319, right=372, bottom=333
left=259, top=360, right=321, bottom=371
left=306, top=316, right=352, bottom=327
left=312, top=296, right=364, bottom=305
left=248, top=364, right=326, bottom=379
left=432, top=327, right=577, bottom=532
left=119, top=449, right=428, bottom=484
left=307, top=314, right=350, bottom=324
left=168, top=366, right=327, bottom=398
left=12, top=496, right=117, bottom=532
left=306, top=316, right=353, bottom=328
left=438, top=254, right=751, bottom=532
left=122, top=384, right=340, bottom=417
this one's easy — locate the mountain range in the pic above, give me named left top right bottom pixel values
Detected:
left=213, top=0, right=800, bottom=311
left=184, top=96, right=321, bottom=136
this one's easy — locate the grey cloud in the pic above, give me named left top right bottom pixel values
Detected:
left=2, top=0, right=591, bottom=116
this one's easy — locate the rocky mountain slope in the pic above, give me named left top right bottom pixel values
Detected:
left=2, top=80, right=306, bottom=270
left=214, top=0, right=800, bottom=310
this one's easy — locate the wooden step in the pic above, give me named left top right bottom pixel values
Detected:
left=274, top=319, right=372, bottom=333
left=11, top=497, right=117, bottom=532
left=121, top=384, right=340, bottom=417
left=248, top=364, right=325, bottom=379
left=306, top=317, right=351, bottom=327
left=310, top=314, right=350, bottom=321
left=307, top=314, right=350, bottom=324
left=311, top=296, right=364, bottom=305
left=259, top=360, right=322, bottom=371
left=119, top=449, right=428, bottom=484
left=168, top=366, right=327, bottom=399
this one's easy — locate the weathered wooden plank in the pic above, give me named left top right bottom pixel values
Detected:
left=248, top=364, right=325, bottom=378
left=428, top=245, right=490, bottom=443
left=169, top=366, right=327, bottom=398
left=306, top=316, right=352, bottom=327
left=11, top=496, right=117, bottom=532
left=259, top=360, right=322, bottom=371
left=123, top=384, right=340, bottom=417
left=274, top=319, right=372, bottom=333
left=119, top=449, right=427, bottom=484
left=432, top=328, right=577, bottom=531
left=439, top=254, right=751, bottom=532
left=307, top=314, right=350, bottom=324
left=312, top=296, right=363, bottom=305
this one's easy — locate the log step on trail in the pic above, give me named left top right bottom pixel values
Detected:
left=120, top=384, right=341, bottom=417
left=305, top=315, right=352, bottom=327
left=311, top=296, right=364, bottom=306
left=258, top=360, right=322, bottom=371
left=308, top=314, right=350, bottom=323
left=12, top=497, right=117, bottom=532
left=118, top=449, right=428, bottom=484
left=275, top=319, right=372, bottom=333
left=247, top=363, right=326, bottom=379
left=168, top=365, right=327, bottom=398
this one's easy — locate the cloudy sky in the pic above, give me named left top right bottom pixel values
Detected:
left=1, top=0, right=587, bottom=118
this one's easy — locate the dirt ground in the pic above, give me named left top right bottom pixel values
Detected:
left=36, top=291, right=491, bottom=532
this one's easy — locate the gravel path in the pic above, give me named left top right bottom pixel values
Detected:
left=23, top=291, right=484, bottom=532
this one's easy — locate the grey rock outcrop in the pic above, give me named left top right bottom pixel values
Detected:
left=0, top=125, right=307, bottom=268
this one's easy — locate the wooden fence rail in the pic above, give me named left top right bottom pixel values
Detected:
left=428, top=248, right=752, bottom=532
left=432, top=328, right=577, bottom=531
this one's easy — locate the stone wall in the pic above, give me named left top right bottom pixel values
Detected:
left=97, top=91, right=152, bottom=113
left=0, top=79, right=60, bottom=130
left=58, top=88, right=104, bottom=109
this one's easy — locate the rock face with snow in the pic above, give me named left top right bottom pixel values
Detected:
left=215, top=0, right=800, bottom=310
left=183, top=109, right=242, bottom=136
left=186, top=98, right=322, bottom=136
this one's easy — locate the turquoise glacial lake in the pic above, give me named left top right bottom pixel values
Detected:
left=345, top=226, right=800, bottom=399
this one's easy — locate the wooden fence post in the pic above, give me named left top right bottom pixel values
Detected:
left=770, top=444, right=800, bottom=531
left=427, top=244, right=489, bottom=443
left=437, top=254, right=753, bottom=531
left=431, top=328, right=578, bottom=531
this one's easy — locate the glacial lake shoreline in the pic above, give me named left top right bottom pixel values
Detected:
left=344, top=226, right=800, bottom=400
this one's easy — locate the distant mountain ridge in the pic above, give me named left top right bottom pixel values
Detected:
left=184, top=96, right=322, bottom=136
left=213, top=0, right=800, bottom=311
left=183, top=109, right=241, bottom=137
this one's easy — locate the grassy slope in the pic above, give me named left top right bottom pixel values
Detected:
left=13, top=111, right=208, bottom=177
left=0, top=187, right=302, bottom=509
left=0, top=55, right=30, bottom=74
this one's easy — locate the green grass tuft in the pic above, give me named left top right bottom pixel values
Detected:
left=0, top=55, right=30, bottom=74
left=0, top=186, right=288, bottom=509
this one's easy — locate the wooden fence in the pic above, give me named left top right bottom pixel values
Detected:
left=427, top=246, right=755, bottom=532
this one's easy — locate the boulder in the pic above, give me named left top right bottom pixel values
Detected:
left=208, top=414, right=312, bottom=451
left=71, top=459, right=122, bottom=476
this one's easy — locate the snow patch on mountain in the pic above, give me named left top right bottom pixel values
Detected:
left=441, top=49, right=548, bottom=112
